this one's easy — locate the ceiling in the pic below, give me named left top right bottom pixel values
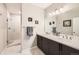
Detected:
left=6, top=3, right=66, bottom=14
left=30, top=3, right=52, bottom=9
left=45, top=3, right=66, bottom=12
left=6, top=3, right=21, bottom=14
left=6, top=3, right=52, bottom=14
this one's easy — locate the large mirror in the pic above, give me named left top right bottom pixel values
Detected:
left=44, top=3, right=79, bottom=37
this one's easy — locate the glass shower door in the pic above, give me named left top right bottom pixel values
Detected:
left=8, top=14, right=21, bottom=45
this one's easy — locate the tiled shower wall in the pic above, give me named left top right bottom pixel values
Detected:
left=0, top=4, right=7, bottom=53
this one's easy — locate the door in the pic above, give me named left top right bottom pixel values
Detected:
left=73, top=17, right=79, bottom=36
left=8, top=14, right=21, bottom=44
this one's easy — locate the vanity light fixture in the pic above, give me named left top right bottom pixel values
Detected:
left=48, top=8, right=64, bottom=17
left=59, top=8, right=65, bottom=13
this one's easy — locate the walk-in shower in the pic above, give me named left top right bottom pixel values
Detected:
left=1, top=3, right=22, bottom=53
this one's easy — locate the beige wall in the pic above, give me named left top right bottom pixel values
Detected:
left=22, top=3, right=44, bottom=32
left=0, top=4, right=7, bottom=52
left=22, top=3, right=45, bottom=49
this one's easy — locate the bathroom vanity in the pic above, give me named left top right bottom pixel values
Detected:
left=37, top=33, right=79, bottom=55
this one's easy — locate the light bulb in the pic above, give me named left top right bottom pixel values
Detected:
left=49, top=13, right=52, bottom=16
left=52, top=12, right=55, bottom=15
left=60, top=8, right=63, bottom=12
left=56, top=10, right=60, bottom=14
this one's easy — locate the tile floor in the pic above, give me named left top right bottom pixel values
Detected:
left=1, top=34, right=44, bottom=55
left=1, top=45, right=21, bottom=55
left=31, top=46, right=44, bottom=55
left=1, top=45, right=44, bottom=55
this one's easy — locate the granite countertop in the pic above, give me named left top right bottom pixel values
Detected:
left=37, top=32, right=79, bottom=50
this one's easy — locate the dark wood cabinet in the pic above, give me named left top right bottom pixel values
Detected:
left=37, top=35, right=49, bottom=54
left=47, top=39, right=59, bottom=55
left=61, top=44, right=79, bottom=55
left=37, top=35, right=79, bottom=55
left=42, top=37, right=49, bottom=54
left=37, top=35, right=59, bottom=55
left=37, top=35, right=43, bottom=50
